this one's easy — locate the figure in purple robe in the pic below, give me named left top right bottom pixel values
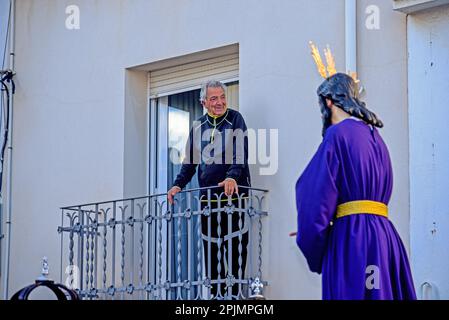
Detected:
left=295, top=72, right=416, bottom=300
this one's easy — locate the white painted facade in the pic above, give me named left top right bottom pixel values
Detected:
left=0, top=0, right=446, bottom=299
left=407, top=5, right=449, bottom=299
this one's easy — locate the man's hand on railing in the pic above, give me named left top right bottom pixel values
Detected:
left=167, top=186, right=182, bottom=205
left=218, top=178, right=238, bottom=197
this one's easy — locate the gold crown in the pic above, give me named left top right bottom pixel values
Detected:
left=309, top=41, right=359, bottom=83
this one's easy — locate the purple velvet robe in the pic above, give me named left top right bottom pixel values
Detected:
left=295, top=118, right=416, bottom=300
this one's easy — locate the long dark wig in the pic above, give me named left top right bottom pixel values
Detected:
left=317, top=73, right=383, bottom=136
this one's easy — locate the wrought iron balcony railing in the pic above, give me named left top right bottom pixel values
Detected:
left=58, top=186, right=268, bottom=300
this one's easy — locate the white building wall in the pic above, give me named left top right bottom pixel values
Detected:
left=408, top=5, right=449, bottom=299
left=0, top=0, right=409, bottom=299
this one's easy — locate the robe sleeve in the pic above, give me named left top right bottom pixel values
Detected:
left=295, top=133, right=340, bottom=274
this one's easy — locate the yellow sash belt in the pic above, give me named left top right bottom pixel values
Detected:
left=336, top=200, right=388, bottom=219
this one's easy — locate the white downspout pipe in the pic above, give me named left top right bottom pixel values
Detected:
left=3, top=0, right=15, bottom=300
left=345, top=0, right=357, bottom=75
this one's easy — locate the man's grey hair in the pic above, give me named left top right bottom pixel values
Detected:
left=199, top=80, right=227, bottom=103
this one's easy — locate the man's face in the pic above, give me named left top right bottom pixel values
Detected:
left=203, top=87, right=227, bottom=117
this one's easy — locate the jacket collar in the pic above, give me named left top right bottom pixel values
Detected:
left=206, top=109, right=229, bottom=123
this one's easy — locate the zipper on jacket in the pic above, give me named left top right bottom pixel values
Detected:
left=210, top=118, right=216, bottom=143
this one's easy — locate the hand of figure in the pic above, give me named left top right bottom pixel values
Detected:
left=167, top=186, right=181, bottom=205
left=289, top=231, right=297, bottom=237
left=218, top=178, right=238, bottom=197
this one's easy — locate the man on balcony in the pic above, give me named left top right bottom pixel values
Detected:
left=168, top=80, right=251, bottom=299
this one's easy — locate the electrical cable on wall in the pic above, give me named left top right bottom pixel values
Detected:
left=1, top=0, right=12, bottom=198
left=1, top=1, right=13, bottom=247
left=1, top=71, right=15, bottom=196
left=1, top=0, right=15, bottom=299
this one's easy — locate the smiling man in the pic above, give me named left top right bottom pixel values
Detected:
left=167, top=80, right=251, bottom=204
left=167, top=80, right=251, bottom=299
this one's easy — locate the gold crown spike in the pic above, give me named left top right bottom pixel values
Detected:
left=324, top=45, right=337, bottom=77
left=309, top=41, right=328, bottom=79
left=310, top=41, right=362, bottom=86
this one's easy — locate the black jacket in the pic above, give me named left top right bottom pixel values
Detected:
left=173, top=108, right=251, bottom=194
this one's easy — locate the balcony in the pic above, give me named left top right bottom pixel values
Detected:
left=58, top=186, right=268, bottom=300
